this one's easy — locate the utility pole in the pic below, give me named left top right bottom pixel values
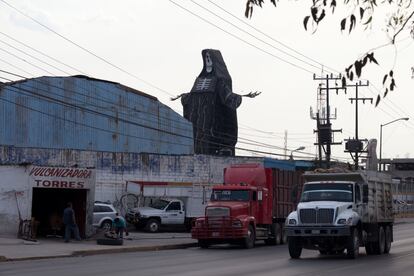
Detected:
left=284, top=130, right=287, bottom=160
left=311, top=74, right=343, bottom=168
left=344, top=80, right=371, bottom=170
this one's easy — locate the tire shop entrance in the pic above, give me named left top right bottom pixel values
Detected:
left=31, top=188, right=87, bottom=237
left=28, top=166, right=96, bottom=238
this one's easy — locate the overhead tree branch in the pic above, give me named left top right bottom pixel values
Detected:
left=392, top=10, right=414, bottom=43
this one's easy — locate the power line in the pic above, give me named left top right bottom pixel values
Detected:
left=0, top=30, right=86, bottom=75
left=191, top=0, right=325, bottom=73
left=169, top=0, right=315, bottom=74
left=0, top=0, right=175, bottom=98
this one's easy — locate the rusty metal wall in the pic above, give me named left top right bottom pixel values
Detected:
left=0, top=76, right=193, bottom=154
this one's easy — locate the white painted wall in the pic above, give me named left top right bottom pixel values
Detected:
left=0, top=166, right=31, bottom=236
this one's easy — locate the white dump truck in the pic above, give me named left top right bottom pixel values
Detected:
left=125, top=181, right=213, bottom=232
left=285, top=170, right=393, bottom=259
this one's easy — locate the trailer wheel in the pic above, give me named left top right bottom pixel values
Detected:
left=145, top=219, right=160, bottom=233
left=384, top=226, right=392, bottom=254
left=198, top=239, right=210, bottom=249
left=265, top=223, right=280, bottom=245
left=243, top=225, right=255, bottom=249
left=288, top=237, right=302, bottom=259
left=346, top=228, right=359, bottom=259
left=372, top=226, right=385, bottom=254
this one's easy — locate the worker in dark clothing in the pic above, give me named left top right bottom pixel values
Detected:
left=63, top=202, right=81, bottom=242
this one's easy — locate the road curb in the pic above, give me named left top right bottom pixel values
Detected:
left=0, top=242, right=198, bottom=262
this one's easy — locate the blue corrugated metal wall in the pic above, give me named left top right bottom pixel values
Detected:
left=0, top=76, right=193, bottom=154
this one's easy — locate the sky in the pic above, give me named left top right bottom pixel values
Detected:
left=0, top=0, right=413, bottom=163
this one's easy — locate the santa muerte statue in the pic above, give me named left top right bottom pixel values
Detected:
left=172, top=49, right=259, bottom=156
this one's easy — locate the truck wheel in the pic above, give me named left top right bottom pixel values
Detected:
left=288, top=237, right=302, bottom=259
left=243, top=225, right=255, bottom=249
left=145, top=219, right=160, bottom=233
left=384, top=226, right=392, bottom=254
left=198, top=239, right=210, bottom=249
left=346, top=228, right=359, bottom=259
left=372, top=226, right=385, bottom=254
left=265, top=223, right=280, bottom=245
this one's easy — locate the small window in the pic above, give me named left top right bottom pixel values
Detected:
left=355, top=185, right=361, bottom=202
left=167, top=202, right=181, bottom=211
left=252, top=191, right=257, bottom=201
left=93, top=205, right=101, bottom=212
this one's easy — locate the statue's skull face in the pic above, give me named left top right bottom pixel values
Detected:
left=205, top=52, right=213, bottom=73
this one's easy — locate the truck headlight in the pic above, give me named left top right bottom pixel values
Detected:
left=288, top=219, right=297, bottom=225
left=337, top=218, right=352, bottom=225
left=232, top=220, right=242, bottom=228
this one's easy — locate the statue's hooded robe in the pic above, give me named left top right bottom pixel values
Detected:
left=181, top=49, right=242, bottom=155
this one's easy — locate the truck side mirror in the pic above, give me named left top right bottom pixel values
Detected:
left=362, top=184, right=369, bottom=203
left=258, top=190, right=263, bottom=201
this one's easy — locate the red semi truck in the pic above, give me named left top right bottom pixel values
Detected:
left=191, top=163, right=305, bottom=248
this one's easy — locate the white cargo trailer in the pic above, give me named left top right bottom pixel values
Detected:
left=286, top=170, right=394, bottom=259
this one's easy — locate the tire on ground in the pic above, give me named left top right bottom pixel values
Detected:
left=198, top=239, right=210, bottom=249
left=265, top=223, right=280, bottom=245
left=346, top=228, right=359, bottom=259
left=243, top=225, right=255, bottom=249
left=384, top=225, right=392, bottom=254
left=288, top=237, right=302, bottom=259
left=96, top=238, right=123, bottom=245
left=372, top=226, right=386, bottom=254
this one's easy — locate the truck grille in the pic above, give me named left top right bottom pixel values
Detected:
left=299, top=208, right=334, bottom=224
left=206, top=207, right=230, bottom=217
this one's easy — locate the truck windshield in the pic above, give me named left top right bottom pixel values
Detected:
left=300, top=183, right=353, bottom=202
left=149, top=199, right=170, bottom=210
left=211, top=190, right=250, bottom=201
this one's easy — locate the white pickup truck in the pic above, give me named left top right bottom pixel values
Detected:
left=285, top=170, right=394, bottom=259
left=127, top=198, right=188, bottom=232
left=125, top=181, right=213, bottom=232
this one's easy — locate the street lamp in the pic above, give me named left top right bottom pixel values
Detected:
left=289, top=146, right=305, bottom=160
left=379, top=117, right=409, bottom=171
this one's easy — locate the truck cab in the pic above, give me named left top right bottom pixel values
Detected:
left=286, top=171, right=393, bottom=259
left=192, top=183, right=266, bottom=248
left=126, top=198, right=185, bottom=232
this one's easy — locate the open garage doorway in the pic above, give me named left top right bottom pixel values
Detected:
left=31, top=188, right=87, bottom=238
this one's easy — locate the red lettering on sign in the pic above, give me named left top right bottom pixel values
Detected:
left=61, top=181, right=68, bottom=188
left=77, top=182, right=84, bottom=188
left=69, top=181, right=75, bottom=188
left=52, top=181, right=59, bottom=188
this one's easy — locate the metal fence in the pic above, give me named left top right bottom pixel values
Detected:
left=392, top=179, right=414, bottom=217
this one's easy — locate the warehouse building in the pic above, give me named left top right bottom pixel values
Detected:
left=0, top=75, right=194, bottom=237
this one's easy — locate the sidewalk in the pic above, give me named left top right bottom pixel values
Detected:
left=0, top=231, right=197, bottom=262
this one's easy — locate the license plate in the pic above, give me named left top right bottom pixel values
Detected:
left=212, top=232, right=220, bottom=237
left=311, top=230, right=320, bottom=234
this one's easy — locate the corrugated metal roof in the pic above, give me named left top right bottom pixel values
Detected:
left=0, top=76, right=193, bottom=155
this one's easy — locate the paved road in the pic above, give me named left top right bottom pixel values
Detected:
left=1, top=223, right=414, bottom=276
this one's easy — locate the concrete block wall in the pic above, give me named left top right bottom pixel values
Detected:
left=0, top=146, right=264, bottom=205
